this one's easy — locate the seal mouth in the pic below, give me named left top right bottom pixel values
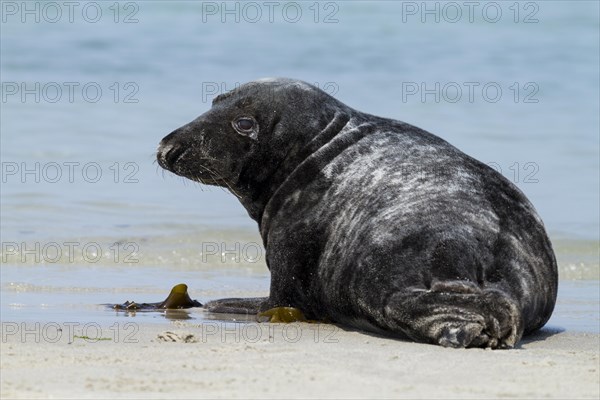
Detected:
left=158, top=144, right=231, bottom=187
left=196, top=176, right=228, bottom=186
left=191, top=167, right=230, bottom=186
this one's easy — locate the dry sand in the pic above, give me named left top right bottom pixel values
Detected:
left=1, top=319, right=599, bottom=399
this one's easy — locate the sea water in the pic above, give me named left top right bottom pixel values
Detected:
left=1, top=1, right=598, bottom=335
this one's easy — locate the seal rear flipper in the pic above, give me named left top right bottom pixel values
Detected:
left=204, top=297, right=268, bottom=314
left=384, top=283, right=524, bottom=349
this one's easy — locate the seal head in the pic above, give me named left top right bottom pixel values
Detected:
left=158, top=78, right=350, bottom=220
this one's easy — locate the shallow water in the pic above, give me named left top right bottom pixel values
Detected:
left=1, top=229, right=598, bottom=334
left=0, top=261, right=598, bottom=334
left=1, top=1, right=598, bottom=333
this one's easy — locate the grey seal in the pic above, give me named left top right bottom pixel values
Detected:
left=156, top=78, right=557, bottom=348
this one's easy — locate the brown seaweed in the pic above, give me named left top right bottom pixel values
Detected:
left=112, top=283, right=202, bottom=310
left=258, top=307, right=307, bottom=323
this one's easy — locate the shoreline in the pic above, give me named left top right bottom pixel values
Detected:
left=1, top=237, right=598, bottom=399
left=1, top=320, right=598, bottom=399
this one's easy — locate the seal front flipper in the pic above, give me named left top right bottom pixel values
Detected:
left=384, top=282, right=524, bottom=349
left=204, top=297, right=268, bottom=314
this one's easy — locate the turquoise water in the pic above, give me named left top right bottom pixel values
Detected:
left=1, top=1, right=598, bottom=333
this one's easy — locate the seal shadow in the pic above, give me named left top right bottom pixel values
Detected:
left=324, top=322, right=566, bottom=350
left=516, top=326, right=565, bottom=348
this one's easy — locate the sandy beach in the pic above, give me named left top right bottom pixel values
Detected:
left=1, top=318, right=598, bottom=399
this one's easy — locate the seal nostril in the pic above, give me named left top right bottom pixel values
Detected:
left=157, top=144, right=172, bottom=169
left=165, top=146, right=186, bottom=169
left=157, top=144, right=186, bottom=170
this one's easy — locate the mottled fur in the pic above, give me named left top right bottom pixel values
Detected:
left=157, top=78, right=557, bottom=348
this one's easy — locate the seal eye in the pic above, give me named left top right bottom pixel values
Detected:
left=232, top=117, right=258, bottom=140
left=235, top=118, right=254, bottom=132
